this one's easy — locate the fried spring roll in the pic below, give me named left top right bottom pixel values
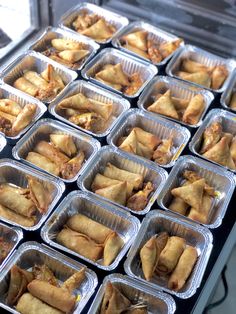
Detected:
left=13, top=77, right=39, bottom=97
left=103, top=232, right=124, bottom=266
left=0, top=110, right=16, bottom=124
left=211, top=65, right=228, bottom=90
left=157, top=236, right=186, bottom=275
left=0, top=185, right=36, bottom=217
left=16, top=293, right=63, bottom=314
left=66, top=214, right=113, bottom=243
left=26, top=152, right=60, bottom=176
left=0, top=204, right=36, bottom=227
left=50, top=133, right=77, bottom=157
left=103, top=163, right=143, bottom=190
left=56, top=227, right=104, bottom=261
left=24, top=71, right=49, bottom=89
left=11, top=103, right=37, bottom=134
left=182, top=94, right=205, bottom=125
left=61, top=267, right=86, bottom=293
left=27, top=279, right=76, bottom=313
left=0, top=99, right=22, bottom=116
left=168, top=246, right=198, bottom=291
left=34, top=140, right=69, bottom=165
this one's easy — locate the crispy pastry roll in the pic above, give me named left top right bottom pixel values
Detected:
left=81, top=18, right=114, bottom=41
left=200, top=121, right=222, bottom=153
left=50, top=133, right=77, bottom=157
left=122, top=30, right=148, bottom=51
left=23, top=71, right=49, bottom=89
left=0, top=99, right=22, bottom=116
left=96, top=63, right=129, bottom=86
left=58, top=50, right=89, bottom=63
left=7, top=265, right=34, bottom=305
left=171, top=179, right=205, bottom=210
left=0, top=110, right=16, bottom=124
left=13, top=77, right=39, bottom=97
left=56, top=227, right=104, bottom=260
left=27, top=176, right=54, bottom=213
left=88, top=98, right=113, bottom=120
left=159, top=38, right=182, bottom=58
left=133, top=127, right=161, bottom=150
left=41, top=64, right=65, bottom=92
left=11, top=103, right=37, bottom=134
left=103, top=232, right=124, bottom=266
left=181, top=59, right=208, bottom=73
left=169, top=197, right=189, bottom=215
left=103, top=163, right=143, bottom=190
left=95, top=181, right=127, bottom=206
left=140, top=232, right=168, bottom=281
left=168, top=246, right=198, bottom=291
left=230, top=92, right=236, bottom=110
left=60, top=151, right=85, bottom=179
left=119, top=129, right=138, bottom=154
left=34, top=140, right=69, bottom=165
left=91, top=173, right=133, bottom=198
left=147, top=90, right=179, bottom=120
left=177, top=71, right=211, bottom=88
left=203, top=136, right=236, bottom=169
left=0, top=204, right=36, bottom=227
left=58, top=93, right=90, bottom=110
left=123, top=43, right=149, bottom=59
left=182, top=94, right=205, bottom=125
left=33, top=264, right=58, bottom=286
left=51, top=38, right=82, bottom=51
left=69, top=112, right=104, bottom=132
left=0, top=184, right=36, bottom=217
left=61, top=267, right=86, bottom=293
left=26, top=152, right=60, bottom=176
left=16, top=293, right=63, bottom=314
left=27, top=279, right=76, bottom=313
left=100, top=282, right=131, bottom=314
left=66, top=214, right=113, bottom=244
left=126, top=182, right=154, bottom=211
left=153, top=137, right=173, bottom=165
left=157, top=236, right=186, bottom=275
left=182, top=170, right=215, bottom=196
left=211, top=65, right=228, bottom=90
left=230, top=136, right=236, bottom=164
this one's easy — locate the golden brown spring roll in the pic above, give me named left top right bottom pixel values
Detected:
left=13, top=77, right=39, bottom=97
left=200, top=121, right=222, bottom=154
left=24, top=71, right=49, bottom=89
left=60, top=151, right=85, bottom=180
left=0, top=99, right=22, bottom=116
left=95, top=181, right=127, bottom=206
left=0, top=110, right=16, bottom=124
left=61, top=267, right=86, bottom=293
left=27, top=176, right=54, bottom=213
left=51, top=38, right=83, bottom=51
left=16, top=293, right=64, bottom=314
left=0, top=185, right=36, bottom=217
left=182, top=94, right=205, bottom=125
left=26, top=152, right=60, bottom=176
left=157, top=236, right=186, bottom=275
left=50, top=133, right=77, bottom=157
left=56, top=227, right=104, bottom=260
left=34, top=140, right=69, bottom=165
left=168, top=246, right=198, bottom=291
left=103, top=232, right=124, bottom=266
left=27, top=279, right=76, bottom=313
left=230, top=92, right=236, bottom=110
left=66, top=214, right=113, bottom=243
left=0, top=204, right=36, bottom=227
left=211, top=65, right=228, bottom=90
left=11, top=103, right=37, bottom=134
left=126, top=182, right=154, bottom=211
left=103, top=163, right=143, bottom=190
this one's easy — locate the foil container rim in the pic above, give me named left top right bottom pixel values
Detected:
left=48, top=79, right=131, bottom=138
left=220, top=68, right=236, bottom=112
left=0, top=134, right=6, bottom=152
left=41, top=190, right=141, bottom=271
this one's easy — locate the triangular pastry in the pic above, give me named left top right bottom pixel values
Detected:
left=159, top=38, right=182, bottom=58
left=96, top=78, right=122, bottom=91
left=230, top=137, right=236, bottom=164
left=177, top=71, right=211, bottom=88
left=58, top=50, right=89, bottom=63
left=49, top=134, right=77, bottom=157
left=119, top=129, right=138, bottom=154
left=147, top=90, right=179, bottom=120
left=200, top=121, right=222, bottom=154
left=103, top=232, right=124, bottom=266
left=181, top=59, right=208, bottom=73
left=96, top=63, right=129, bottom=86
left=182, top=94, right=205, bottom=125
left=51, top=38, right=82, bottom=51
left=140, top=235, right=159, bottom=281
left=58, top=93, right=90, bottom=110
left=136, top=141, right=154, bottom=159
left=88, top=98, right=112, bottom=120
left=122, top=30, right=148, bottom=51
left=123, top=43, right=149, bottom=59
left=211, top=65, right=228, bottom=90
left=81, top=18, right=113, bottom=40
left=171, top=179, right=205, bottom=210
left=95, top=181, right=127, bottom=206
left=153, top=137, right=173, bottom=165
left=133, top=127, right=161, bottom=150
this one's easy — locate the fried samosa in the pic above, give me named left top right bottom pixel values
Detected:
left=153, top=137, right=173, bottom=165
left=158, top=38, right=182, bottom=59
left=123, top=43, right=149, bottom=59
left=126, top=182, right=154, bottom=211
left=133, top=127, right=161, bottom=150
left=50, top=133, right=77, bottom=157
left=96, top=63, right=129, bottom=86
left=61, top=267, right=86, bottom=293
left=122, top=30, right=147, bottom=51
left=95, top=181, right=127, bottom=206
left=51, top=38, right=82, bottom=51
left=119, top=130, right=138, bottom=154
left=60, top=151, right=85, bottom=179
left=211, top=65, right=228, bottom=90
left=11, top=103, right=37, bottom=135
left=81, top=18, right=114, bottom=41
left=169, top=197, right=189, bottom=215
left=103, top=232, right=124, bottom=266
left=32, top=264, right=58, bottom=286
left=69, top=112, right=104, bottom=132
left=88, top=98, right=113, bottom=120
left=58, top=50, right=89, bottom=63
left=177, top=71, right=211, bottom=88
left=58, top=93, right=90, bottom=110
left=182, top=170, right=215, bottom=196
left=181, top=59, right=208, bottom=73
left=200, top=121, right=222, bottom=154
left=182, top=94, right=205, bottom=125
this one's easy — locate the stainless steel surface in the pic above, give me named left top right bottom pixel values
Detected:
left=12, top=118, right=100, bottom=183
left=49, top=80, right=130, bottom=137
left=81, top=48, right=157, bottom=98
left=112, top=20, right=184, bottom=66
left=0, top=158, right=65, bottom=230
left=124, top=210, right=213, bottom=299
left=0, top=241, right=98, bottom=314
left=107, top=109, right=190, bottom=167
left=0, top=50, right=78, bottom=104
left=157, top=155, right=235, bottom=229
left=88, top=273, right=176, bottom=314
left=59, top=2, right=129, bottom=44
left=77, top=145, right=168, bottom=215
left=29, top=26, right=100, bottom=71
left=166, top=45, right=236, bottom=93
left=138, top=75, right=214, bottom=128
left=41, top=191, right=140, bottom=271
